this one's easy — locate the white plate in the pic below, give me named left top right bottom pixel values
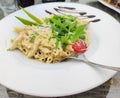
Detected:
left=98, top=0, right=120, bottom=14
left=0, top=2, right=120, bottom=97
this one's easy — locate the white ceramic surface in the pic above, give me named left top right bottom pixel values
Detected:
left=0, top=2, right=120, bottom=97
left=98, top=0, right=120, bottom=14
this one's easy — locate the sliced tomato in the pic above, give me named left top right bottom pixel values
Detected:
left=72, top=40, right=87, bottom=53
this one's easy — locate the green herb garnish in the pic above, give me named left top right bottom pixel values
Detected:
left=30, top=32, right=38, bottom=43
left=47, top=15, right=88, bottom=48
left=72, top=24, right=87, bottom=42
left=10, top=39, right=15, bottom=43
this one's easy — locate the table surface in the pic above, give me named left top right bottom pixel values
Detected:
left=0, top=0, right=120, bottom=98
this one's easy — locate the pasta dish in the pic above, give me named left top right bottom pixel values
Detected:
left=9, top=8, right=89, bottom=63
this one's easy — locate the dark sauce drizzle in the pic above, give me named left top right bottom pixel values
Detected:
left=58, top=6, right=76, bottom=10
left=54, top=8, right=96, bottom=18
left=85, top=15, right=96, bottom=18
left=90, top=19, right=101, bottom=22
left=45, top=10, right=56, bottom=15
left=57, top=7, right=87, bottom=15
left=79, top=12, right=87, bottom=16
left=54, top=8, right=87, bottom=15
left=45, top=6, right=101, bottom=23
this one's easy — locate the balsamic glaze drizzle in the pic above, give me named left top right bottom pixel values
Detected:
left=58, top=6, right=76, bottom=10
left=45, top=10, right=55, bottom=15
left=45, top=6, right=101, bottom=23
left=90, top=19, right=101, bottom=22
left=54, top=8, right=87, bottom=15
left=79, top=12, right=87, bottom=16
left=54, top=8, right=95, bottom=19
left=57, top=7, right=87, bottom=15
left=85, top=15, right=96, bottom=18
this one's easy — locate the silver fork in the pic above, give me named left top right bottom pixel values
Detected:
left=66, top=54, right=120, bottom=72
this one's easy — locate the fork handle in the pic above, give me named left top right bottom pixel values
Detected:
left=87, top=60, right=120, bottom=72
left=69, top=57, right=120, bottom=72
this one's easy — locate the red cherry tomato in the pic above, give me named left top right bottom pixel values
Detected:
left=72, top=40, right=87, bottom=53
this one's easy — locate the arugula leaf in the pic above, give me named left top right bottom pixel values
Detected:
left=79, top=34, right=86, bottom=40
left=68, top=21, right=77, bottom=32
left=72, top=24, right=87, bottom=42
left=56, top=38, right=59, bottom=48
left=50, top=16, right=68, bottom=35
left=61, top=35, right=72, bottom=44
left=46, top=15, right=88, bottom=48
